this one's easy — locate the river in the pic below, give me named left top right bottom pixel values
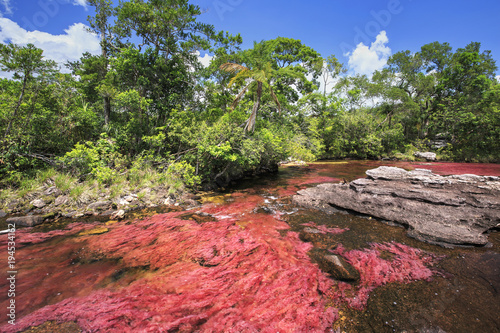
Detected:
left=1, top=161, right=499, bottom=332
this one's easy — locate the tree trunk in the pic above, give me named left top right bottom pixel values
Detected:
left=245, top=81, right=262, bottom=132
left=101, top=29, right=111, bottom=125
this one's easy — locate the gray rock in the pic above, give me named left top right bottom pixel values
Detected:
left=293, top=166, right=500, bottom=246
left=414, top=151, right=437, bottom=161
left=7, top=215, right=45, bottom=227
left=43, top=186, right=61, bottom=196
left=54, top=195, right=69, bottom=206
left=0, top=210, right=6, bottom=218
left=30, top=199, right=46, bottom=208
left=124, top=195, right=136, bottom=202
left=87, top=201, right=111, bottom=211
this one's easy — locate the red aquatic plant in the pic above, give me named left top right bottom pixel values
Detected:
left=331, top=242, right=442, bottom=310
left=1, top=210, right=338, bottom=332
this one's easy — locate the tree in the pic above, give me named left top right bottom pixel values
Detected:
left=321, top=55, right=346, bottom=97
left=88, top=0, right=114, bottom=125
left=220, top=38, right=321, bottom=132
left=0, top=43, right=56, bottom=139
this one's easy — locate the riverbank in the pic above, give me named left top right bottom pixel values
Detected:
left=2, top=159, right=500, bottom=231
left=0, top=167, right=199, bottom=230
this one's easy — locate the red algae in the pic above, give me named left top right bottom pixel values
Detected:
left=331, top=242, right=442, bottom=310
left=1, top=209, right=337, bottom=332
left=405, top=162, right=500, bottom=177
left=0, top=222, right=100, bottom=246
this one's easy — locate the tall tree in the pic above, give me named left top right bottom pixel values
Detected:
left=0, top=43, right=56, bottom=139
left=220, top=38, right=321, bottom=132
left=88, top=0, right=114, bottom=125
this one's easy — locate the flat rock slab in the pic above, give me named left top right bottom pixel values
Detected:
left=293, top=166, right=500, bottom=247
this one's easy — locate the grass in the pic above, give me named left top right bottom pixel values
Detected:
left=0, top=162, right=189, bottom=212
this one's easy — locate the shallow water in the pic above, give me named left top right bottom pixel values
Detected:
left=1, top=161, right=499, bottom=332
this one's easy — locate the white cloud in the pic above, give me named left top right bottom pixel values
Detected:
left=195, top=51, right=214, bottom=68
left=496, top=75, right=500, bottom=83
left=347, top=30, right=391, bottom=76
left=0, top=0, right=12, bottom=16
left=0, top=18, right=100, bottom=72
left=73, top=0, right=88, bottom=9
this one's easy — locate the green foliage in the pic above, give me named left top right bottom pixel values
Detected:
left=59, top=134, right=125, bottom=184
left=1, top=10, right=499, bottom=202
left=167, top=161, right=200, bottom=188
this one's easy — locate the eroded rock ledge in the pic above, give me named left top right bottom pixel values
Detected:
left=293, top=166, right=500, bottom=247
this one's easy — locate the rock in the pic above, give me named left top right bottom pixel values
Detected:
left=43, top=186, right=61, bottom=196
left=6, top=215, right=45, bottom=227
left=117, top=198, right=129, bottom=206
left=124, top=195, right=135, bottom=202
left=414, top=151, right=437, bottom=161
left=309, top=248, right=360, bottom=281
left=164, top=197, right=175, bottom=205
left=0, top=210, right=6, bottom=218
left=87, top=201, right=112, bottom=211
left=110, top=209, right=125, bottom=220
left=7, top=199, right=19, bottom=210
left=30, top=199, right=46, bottom=208
left=62, top=211, right=78, bottom=218
left=293, top=167, right=500, bottom=246
left=54, top=195, right=69, bottom=206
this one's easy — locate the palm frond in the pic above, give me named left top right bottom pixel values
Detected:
left=228, top=69, right=252, bottom=87
left=219, top=63, right=249, bottom=74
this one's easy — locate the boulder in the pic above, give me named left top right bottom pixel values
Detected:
left=309, top=248, right=360, bottom=281
left=6, top=215, right=45, bottom=227
left=30, top=199, right=46, bottom=208
left=293, top=166, right=500, bottom=246
left=414, top=151, right=437, bottom=161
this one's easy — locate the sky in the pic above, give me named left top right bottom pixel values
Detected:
left=0, top=0, right=499, bottom=80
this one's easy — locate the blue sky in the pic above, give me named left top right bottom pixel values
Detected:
left=1, top=0, right=499, bottom=79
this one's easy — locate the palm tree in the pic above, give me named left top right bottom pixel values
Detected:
left=219, top=43, right=281, bottom=132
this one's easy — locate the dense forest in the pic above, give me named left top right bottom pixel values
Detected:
left=1, top=0, right=499, bottom=194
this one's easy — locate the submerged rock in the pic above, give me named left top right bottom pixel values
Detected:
left=309, top=248, right=360, bottom=281
left=6, top=215, right=45, bottom=227
left=293, top=166, right=500, bottom=246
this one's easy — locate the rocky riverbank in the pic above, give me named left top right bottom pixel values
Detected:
left=293, top=166, right=500, bottom=247
left=0, top=183, right=201, bottom=230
